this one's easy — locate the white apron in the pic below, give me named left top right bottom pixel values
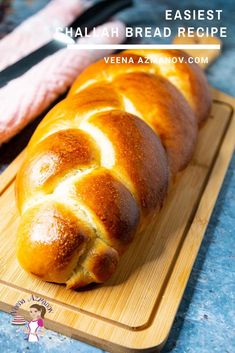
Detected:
left=28, top=320, right=40, bottom=342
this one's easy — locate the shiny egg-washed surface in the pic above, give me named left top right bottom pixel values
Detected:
left=16, top=49, right=211, bottom=288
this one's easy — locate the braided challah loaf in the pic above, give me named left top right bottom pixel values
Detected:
left=15, top=50, right=211, bottom=289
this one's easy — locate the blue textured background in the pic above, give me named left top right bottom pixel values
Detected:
left=0, top=1, right=234, bottom=352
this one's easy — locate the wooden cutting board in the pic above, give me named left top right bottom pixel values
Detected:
left=0, top=88, right=234, bottom=352
left=0, top=40, right=234, bottom=351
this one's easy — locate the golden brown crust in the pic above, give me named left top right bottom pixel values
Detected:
left=126, top=50, right=212, bottom=125
left=84, top=240, right=119, bottom=282
left=69, top=53, right=152, bottom=95
left=16, top=49, right=211, bottom=289
left=74, top=168, right=140, bottom=253
left=16, top=201, right=93, bottom=283
left=71, top=50, right=211, bottom=125
left=112, top=72, right=197, bottom=175
left=28, top=83, right=123, bottom=148
left=89, top=110, right=169, bottom=216
left=67, top=239, right=119, bottom=289
left=15, top=129, right=100, bottom=213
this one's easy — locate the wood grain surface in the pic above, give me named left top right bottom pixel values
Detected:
left=0, top=88, right=234, bottom=352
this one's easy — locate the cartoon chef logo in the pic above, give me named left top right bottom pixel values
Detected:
left=10, top=294, right=53, bottom=342
left=25, top=304, right=46, bottom=342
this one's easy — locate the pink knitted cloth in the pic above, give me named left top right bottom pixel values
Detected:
left=0, top=0, right=126, bottom=144
left=0, top=0, right=87, bottom=71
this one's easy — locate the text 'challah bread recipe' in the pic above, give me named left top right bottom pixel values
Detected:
left=15, top=50, right=211, bottom=289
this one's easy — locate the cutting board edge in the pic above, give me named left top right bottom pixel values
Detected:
left=0, top=88, right=234, bottom=353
